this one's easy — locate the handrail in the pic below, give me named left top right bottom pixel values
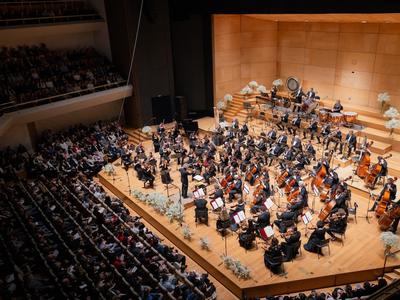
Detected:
left=0, top=80, right=127, bottom=114
left=0, top=14, right=101, bottom=23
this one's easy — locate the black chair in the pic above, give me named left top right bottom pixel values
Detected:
left=316, top=239, right=331, bottom=259
left=348, top=202, right=358, bottom=223
left=195, top=208, right=208, bottom=226
left=265, top=254, right=285, bottom=277
left=289, top=240, right=302, bottom=262
left=217, top=219, right=231, bottom=236
left=238, top=232, right=256, bottom=251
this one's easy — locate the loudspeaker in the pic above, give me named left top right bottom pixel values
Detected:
left=174, top=96, right=187, bottom=121
left=151, top=95, right=173, bottom=124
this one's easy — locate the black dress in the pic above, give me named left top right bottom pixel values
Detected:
left=304, top=227, right=326, bottom=254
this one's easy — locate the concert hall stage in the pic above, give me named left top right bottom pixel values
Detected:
left=99, top=142, right=400, bottom=298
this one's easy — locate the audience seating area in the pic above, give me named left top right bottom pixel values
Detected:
left=0, top=121, right=216, bottom=300
left=0, top=44, right=125, bottom=115
left=0, top=0, right=102, bottom=27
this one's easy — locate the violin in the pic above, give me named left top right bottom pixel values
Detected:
left=375, top=177, right=398, bottom=217
left=364, top=154, right=392, bottom=188
left=355, top=141, right=373, bottom=178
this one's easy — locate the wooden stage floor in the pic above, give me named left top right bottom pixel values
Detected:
left=99, top=141, right=400, bottom=298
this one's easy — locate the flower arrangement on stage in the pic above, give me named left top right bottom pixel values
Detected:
left=385, top=118, right=400, bottom=136
left=224, top=93, right=233, bottom=103
left=103, top=163, right=115, bottom=176
left=378, top=92, right=391, bottom=112
left=240, top=85, right=252, bottom=95
left=257, top=85, right=267, bottom=94
left=182, top=225, right=193, bottom=240
left=248, top=80, right=258, bottom=90
left=199, top=237, right=211, bottom=250
left=132, top=189, right=183, bottom=223
left=380, top=231, right=399, bottom=255
left=272, top=78, right=283, bottom=87
left=217, top=100, right=226, bottom=110
left=384, top=107, right=400, bottom=119
left=220, top=255, right=251, bottom=280
left=141, top=126, right=152, bottom=135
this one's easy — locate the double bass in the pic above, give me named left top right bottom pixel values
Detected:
left=364, top=154, right=392, bottom=188
left=355, top=141, right=373, bottom=178
left=311, top=162, right=328, bottom=189
left=375, top=177, right=397, bottom=217
left=378, top=204, right=400, bottom=231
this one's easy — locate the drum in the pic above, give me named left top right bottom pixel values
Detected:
left=302, top=98, right=318, bottom=114
left=329, top=112, right=344, bottom=124
left=318, top=109, right=329, bottom=123
left=343, top=112, right=358, bottom=124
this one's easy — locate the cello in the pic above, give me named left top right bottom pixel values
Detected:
left=355, top=141, right=373, bottom=179
left=276, top=169, right=290, bottom=188
left=378, top=204, right=400, bottom=231
left=375, top=177, right=397, bottom=217
left=364, top=154, right=392, bottom=188
left=311, top=162, right=328, bottom=189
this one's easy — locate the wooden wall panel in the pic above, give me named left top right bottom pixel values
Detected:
left=336, top=51, right=375, bottom=72
left=374, top=54, right=400, bottom=75
left=305, top=31, right=339, bottom=50
left=304, top=49, right=337, bottom=68
left=213, top=15, right=240, bottom=36
left=377, top=34, right=400, bottom=55
left=338, top=33, right=378, bottom=52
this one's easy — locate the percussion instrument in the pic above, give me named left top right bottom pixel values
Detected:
left=329, top=112, right=344, bottom=124
left=318, top=109, right=329, bottom=123
left=343, top=112, right=358, bottom=124
left=286, top=76, right=300, bottom=92
left=301, top=98, right=318, bottom=114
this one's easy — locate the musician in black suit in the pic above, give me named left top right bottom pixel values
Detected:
left=304, top=220, right=327, bottom=255
left=326, top=209, right=348, bottom=240
left=340, top=130, right=357, bottom=158
left=305, top=140, right=316, bottom=161
left=229, top=175, right=242, bottom=201
left=325, top=128, right=342, bottom=152
left=277, top=112, right=289, bottom=131
left=281, top=226, right=301, bottom=261
left=288, top=114, right=301, bottom=135
left=304, top=119, right=318, bottom=140
left=291, top=135, right=303, bottom=153
left=267, top=143, right=284, bottom=166
left=264, top=237, right=284, bottom=274
left=194, top=197, right=208, bottom=223
left=180, top=165, right=191, bottom=198
left=332, top=99, right=343, bottom=113
left=370, top=178, right=397, bottom=211
left=256, top=206, right=271, bottom=229
left=277, top=133, right=288, bottom=146
left=306, top=87, right=316, bottom=100
left=320, top=123, right=331, bottom=145
left=266, top=128, right=277, bottom=147
left=292, top=88, right=304, bottom=112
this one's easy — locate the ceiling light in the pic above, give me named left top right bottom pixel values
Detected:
left=361, top=20, right=367, bottom=23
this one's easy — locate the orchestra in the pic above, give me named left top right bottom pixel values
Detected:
left=116, top=85, right=398, bottom=277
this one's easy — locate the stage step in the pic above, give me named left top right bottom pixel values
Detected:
left=393, top=268, right=400, bottom=276
left=384, top=272, right=400, bottom=281
left=357, top=115, right=400, bottom=135
left=125, top=128, right=151, bottom=144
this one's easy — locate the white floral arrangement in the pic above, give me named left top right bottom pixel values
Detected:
left=103, top=163, right=115, bottom=176
left=182, top=225, right=192, bottom=240
left=240, top=85, right=252, bottom=95
left=217, top=100, right=226, bottom=110
left=378, top=92, right=391, bottom=112
left=165, top=200, right=184, bottom=223
left=385, top=118, right=400, bottom=135
left=132, top=189, right=183, bottom=223
left=199, top=237, right=211, bottom=250
left=384, top=107, right=400, bottom=119
left=272, top=78, right=283, bottom=87
left=220, top=255, right=251, bottom=280
left=257, top=85, right=267, bottom=94
left=141, top=126, right=152, bottom=134
left=248, top=81, right=258, bottom=89
left=380, top=231, right=399, bottom=248
left=224, top=94, right=233, bottom=103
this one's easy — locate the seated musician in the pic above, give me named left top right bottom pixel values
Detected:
left=304, top=118, right=318, bottom=140
left=228, top=175, right=242, bottom=201
left=282, top=147, right=296, bottom=163
left=325, top=127, right=342, bottom=152
left=255, top=206, right=271, bottom=229
left=319, top=123, right=331, bottom=145
left=212, top=183, right=224, bottom=201
left=216, top=206, right=230, bottom=235
left=203, top=164, right=217, bottom=185
left=152, top=133, right=160, bottom=153
left=264, top=238, right=284, bottom=274
left=271, top=85, right=278, bottom=99
left=388, top=201, right=400, bottom=234
left=304, top=220, right=328, bottom=255
left=340, top=130, right=357, bottom=158
left=374, top=156, right=389, bottom=186
left=292, top=88, right=304, bottom=112
left=332, top=186, right=350, bottom=215
left=239, top=220, right=256, bottom=250
left=306, top=87, right=316, bottom=100
left=326, top=209, right=348, bottom=240
left=157, top=122, right=165, bottom=135
left=277, top=133, right=288, bottom=146
left=281, top=226, right=301, bottom=261
left=142, top=163, right=155, bottom=188
left=267, top=143, right=285, bottom=166
left=256, top=137, right=267, bottom=152
left=288, top=114, right=301, bottom=136
left=332, top=99, right=343, bottom=113
left=305, top=140, right=316, bottom=161
left=299, top=181, right=308, bottom=202
left=241, top=122, right=249, bottom=135
left=291, top=135, right=303, bottom=153
left=323, top=169, right=339, bottom=190
left=370, top=177, right=397, bottom=211
left=294, top=152, right=309, bottom=170
left=266, top=128, right=277, bottom=147
left=232, top=118, right=239, bottom=130
left=194, top=196, right=208, bottom=223
left=277, top=111, right=289, bottom=131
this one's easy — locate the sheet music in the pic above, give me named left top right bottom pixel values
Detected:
left=302, top=211, right=313, bottom=225
left=243, top=184, right=250, bottom=194
left=233, top=210, right=246, bottom=223
left=197, top=188, right=205, bottom=197
left=193, top=175, right=204, bottom=181
left=193, top=190, right=200, bottom=199
left=211, top=197, right=223, bottom=210
left=264, top=225, right=274, bottom=237
left=263, top=197, right=275, bottom=209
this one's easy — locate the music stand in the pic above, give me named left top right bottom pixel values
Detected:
left=123, top=165, right=132, bottom=195
left=161, top=170, right=173, bottom=198
left=363, top=189, right=374, bottom=223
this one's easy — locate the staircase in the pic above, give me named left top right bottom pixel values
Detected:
left=125, top=128, right=152, bottom=145
left=223, top=93, right=257, bottom=122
